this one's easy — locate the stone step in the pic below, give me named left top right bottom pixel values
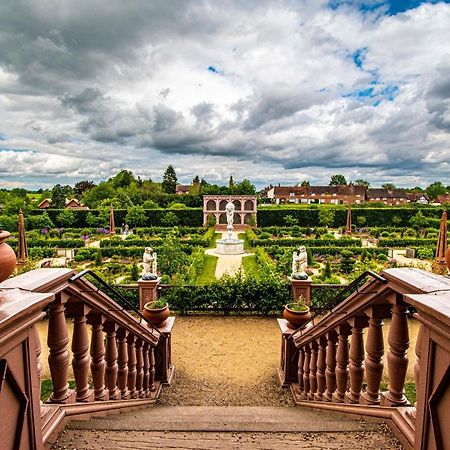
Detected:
left=66, top=406, right=379, bottom=433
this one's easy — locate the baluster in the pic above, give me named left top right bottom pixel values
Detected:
left=142, top=342, right=150, bottom=396
left=104, top=322, right=119, bottom=400
left=362, top=313, right=385, bottom=405
left=127, top=334, right=138, bottom=398
left=88, top=313, right=107, bottom=401
left=323, top=331, right=337, bottom=402
left=410, top=321, right=424, bottom=420
left=47, top=295, right=72, bottom=403
left=346, top=317, right=366, bottom=404
left=149, top=346, right=156, bottom=392
left=71, top=304, right=92, bottom=402
left=135, top=339, right=144, bottom=398
left=383, top=302, right=409, bottom=406
left=309, top=341, right=318, bottom=400
left=35, top=326, right=44, bottom=414
left=315, top=336, right=327, bottom=401
left=302, top=345, right=311, bottom=400
left=333, top=324, right=351, bottom=403
left=117, top=328, right=129, bottom=399
left=297, top=349, right=304, bottom=396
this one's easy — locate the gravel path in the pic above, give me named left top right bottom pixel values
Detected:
left=157, top=315, right=293, bottom=406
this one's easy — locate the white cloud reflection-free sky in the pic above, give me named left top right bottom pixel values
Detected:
left=0, top=0, right=449, bottom=189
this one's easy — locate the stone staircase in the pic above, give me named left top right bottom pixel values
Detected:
left=52, top=406, right=403, bottom=449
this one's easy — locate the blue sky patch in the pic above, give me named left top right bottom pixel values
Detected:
left=342, top=83, right=399, bottom=104
left=351, top=47, right=367, bottom=69
left=0, top=133, right=6, bottom=141
left=329, top=1, right=450, bottom=15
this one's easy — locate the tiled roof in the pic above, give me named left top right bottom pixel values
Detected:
left=273, top=185, right=365, bottom=196
left=366, top=189, right=407, bottom=198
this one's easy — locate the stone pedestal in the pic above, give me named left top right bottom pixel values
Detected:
left=277, top=319, right=299, bottom=387
left=289, top=277, right=312, bottom=306
left=216, top=239, right=244, bottom=255
left=154, top=316, right=175, bottom=385
left=138, top=278, right=161, bottom=311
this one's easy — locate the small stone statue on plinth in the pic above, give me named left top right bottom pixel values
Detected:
left=225, top=201, right=235, bottom=240
left=292, top=245, right=308, bottom=280
left=142, top=247, right=158, bottom=280
left=124, top=224, right=129, bottom=236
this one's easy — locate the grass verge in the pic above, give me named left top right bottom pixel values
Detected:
left=242, top=254, right=260, bottom=279
left=196, top=254, right=218, bottom=284
left=41, top=379, right=76, bottom=402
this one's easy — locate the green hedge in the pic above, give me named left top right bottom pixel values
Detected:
left=8, top=237, right=85, bottom=249
left=257, top=207, right=444, bottom=227
left=252, top=238, right=362, bottom=247
left=378, top=238, right=437, bottom=248
left=97, top=245, right=194, bottom=258
left=29, top=208, right=203, bottom=228
left=265, top=245, right=389, bottom=257
left=99, top=237, right=208, bottom=248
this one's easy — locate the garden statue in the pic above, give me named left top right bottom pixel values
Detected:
left=142, top=247, right=158, bottom=280
left=225, top=200, right=235, bottom=240
left=124, top=224, right=129, bottom=236
left=292, top=245, right=308, bottom=280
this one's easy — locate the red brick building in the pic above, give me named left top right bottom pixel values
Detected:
left=366, top=189, right=408, bottom=205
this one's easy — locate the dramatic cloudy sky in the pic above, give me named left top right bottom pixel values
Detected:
left=1, top=0, right=449, bottom=189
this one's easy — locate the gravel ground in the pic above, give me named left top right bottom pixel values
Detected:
left=157, top=315, right=293, bottom=406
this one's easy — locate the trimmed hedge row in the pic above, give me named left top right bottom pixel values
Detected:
left=266, top=246, right=389, bottom=257
left=252, top=238, right=362, bottom=247
left=378, top=238, right=437, bottom=248
left=7, top=237, right=85, bottom=249
left=99, top=238, right=208, bottom=248
left=29, top=208, right=203, bottom=228
left=97, top=245, right=194, bottom=258
left=257, top=207, right=444, bottom=227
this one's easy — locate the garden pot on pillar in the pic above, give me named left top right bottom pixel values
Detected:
left=283, top=303, right=311, bottom=329
left=0, top=230, right=16, bottom=283
left=142, top=301, right=170, bottom=327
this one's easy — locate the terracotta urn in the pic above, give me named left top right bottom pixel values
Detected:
left=142, top=302, right=169, bottom=327
left=0, top=230, right=17, bottom=283
left=283, top=304, right=311, bottom=329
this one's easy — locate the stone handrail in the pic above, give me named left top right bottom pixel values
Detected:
left=0, top=268, right=174, bottom=449
left=279, top=268, right=450, bottom=450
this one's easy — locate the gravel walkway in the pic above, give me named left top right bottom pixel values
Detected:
left=157, top=315, right=293, bottom=407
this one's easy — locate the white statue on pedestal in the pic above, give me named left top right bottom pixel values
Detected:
left=142, top=247, right=158, bottom=280
left=292, top=245, right=308, bottom=280
left=225, top=201, right=235, bottom=240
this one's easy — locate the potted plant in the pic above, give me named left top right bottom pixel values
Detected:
left=283, top=296, right=311, bottom=329
left=142, top=299, right=170, bottom=327
left=0, top=227, right=16, bottom=283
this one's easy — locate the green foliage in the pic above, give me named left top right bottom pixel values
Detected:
left=252, top=238, right=362, bottom=247
left=125, top=205, right=146, bottom=227
left=409, top=211, right=429, bottom=229
left=283, top=214, right=297, bottom=226
left=162, top=165, right=178, bottom=194
left=195, top=254, right=218, bottom=284
left=56, top=209, right=75, bottom=228
left=158, top=232, right=190, bottom=277
left=329, top=174, right=347, bottom=185
left=415, top=247, right=434, bottom=259
left=242, top=255, right=259, bottom=279
left=130, top=263, right=140, bottom=281
left=318, top=208, right=335, bottom=227
left=95, top=249, right=103, bottom=266
left=425, top=181, right=447, bottom=201
left=356, top=215, right=366, bottom=226
left=340, top=250, right=355, bottom=273
left=378, top=238, right=437, bottom=247
left=51, top=184, right=67, bottom=209
left=162, top=211, right=179, bottom=226
left=206, top=213, right=217, bottom=227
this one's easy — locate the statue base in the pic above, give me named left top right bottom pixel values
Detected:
left=216, top=238, right=244, bottom=255
left=288, top=276, right=312, bottom=306
left=138, top=277, right=161, bottom=310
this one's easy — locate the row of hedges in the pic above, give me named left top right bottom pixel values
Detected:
left=134, top=226, right=205, bottom=236
left=265, top=246, right=389, bottom=258
left=378, top=238, right=437, bottom=248
left=7, top=237, right=85, bottom=249
left=94, top=245, right=195, bottom=258
left=28, top=208, right=203, bottom=228
left=99, top=238, right=209, bottom=248
left=257, top=207, right=444, bottom=227
left=252, top=238, right=362, bottom=247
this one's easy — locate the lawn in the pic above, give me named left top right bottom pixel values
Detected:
left=242, top=254, right=260, bottom=279
left=196, top=254, right=218, bottom=284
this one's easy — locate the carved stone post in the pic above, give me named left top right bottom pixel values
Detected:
left=71, top=304, right=92, bottom=402
left=88, top=313, right=107, bottom=401
left=142, top=342, right=150, bottom=396
left=135, top=339, right=144, bottom=398
left=361, top=308, right=386, bottom=405
left=333, top=324, right=351, bottom=403
left=137, top=278, right=161, bottom=311
left=297, top=348, right=304, bottom=396
left=346, top=317, right=367, bottom=404
left=323, top=331, right=337, bottom=402
left=315, top=336, right=327, bottom=401
left=149, top=346, right=156, bottom=392
left=104, top=321, right=119, bottom=400
left=290, top=278, right=312, bottom=306
left=309, top=341, right=318, bottom=400
left=117, top=328, right=129, bottom=400
left=381, top=301, right=409, bottom=406
left=302, top=344, right=311, bottom=400
left=127, top=334, right=138, bottom=398
left=47, top=295, right=72, bottom=403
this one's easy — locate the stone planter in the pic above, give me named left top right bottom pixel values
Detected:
left=142, top=302, right=170, bottom=327
left=283, top=304, right=311, bottom=329
left=0, top=230, right=16, bottom=283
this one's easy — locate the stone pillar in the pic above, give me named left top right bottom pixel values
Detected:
left=289, top=277, right=312, bottom=306
left=138, top=278, right=161, bottom=310
left=277, top=319, right=299, bottom=386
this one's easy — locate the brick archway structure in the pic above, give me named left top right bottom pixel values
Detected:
left=203, top=195, right=257, bottom=227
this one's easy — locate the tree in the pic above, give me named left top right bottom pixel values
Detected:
left=206, top=213, right=217, bottom=227
left=283, top=215, right=297, bottom=226
left=356, top=216, right=366, bottom=227
left=51, top=184, right=66, bottom=208
left=329, top=174, right=347, bottom=186
left=86, top=212, right=100, bottom=227
left=229, top=176, right=234, bottom=187
left=56, top=209, right=75, bottom=227
left=318, top=208, right=335, bottom=227
left=162, top=211, right=179, bottom=227
left=162, top=165, right=178, bottom=194
left=130, top=263, right=140, bottom=281
left=425, top=181, right=447, bottom=201
left=340, top=250, right=355, bottom=274
left=354, top=179, right=370, bottom=189
left=125, top=205, right=147, bottom=227
left=110, top=170, right=136, bottom=188
left=74, top=181, right=96, bottom=198
left=235, top=179, right=256, bottom=195
left=392, top=215, right=402, bottom=226
left=409, top=211, right=428, bottom=230
left=301, top=180, right=310, bottom=187
left=30, top=212, right=54, bottom=230
left=382, top=183, right=396, bottom=190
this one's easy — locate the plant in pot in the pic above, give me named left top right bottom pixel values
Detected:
left=142, top=298, right=170, bottom=327
left=0, top=225, right=17, bottom=283
left=283, top=295, right=311, bottom=329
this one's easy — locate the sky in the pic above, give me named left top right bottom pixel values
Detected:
left=0, top=0, right=449, bottom=190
